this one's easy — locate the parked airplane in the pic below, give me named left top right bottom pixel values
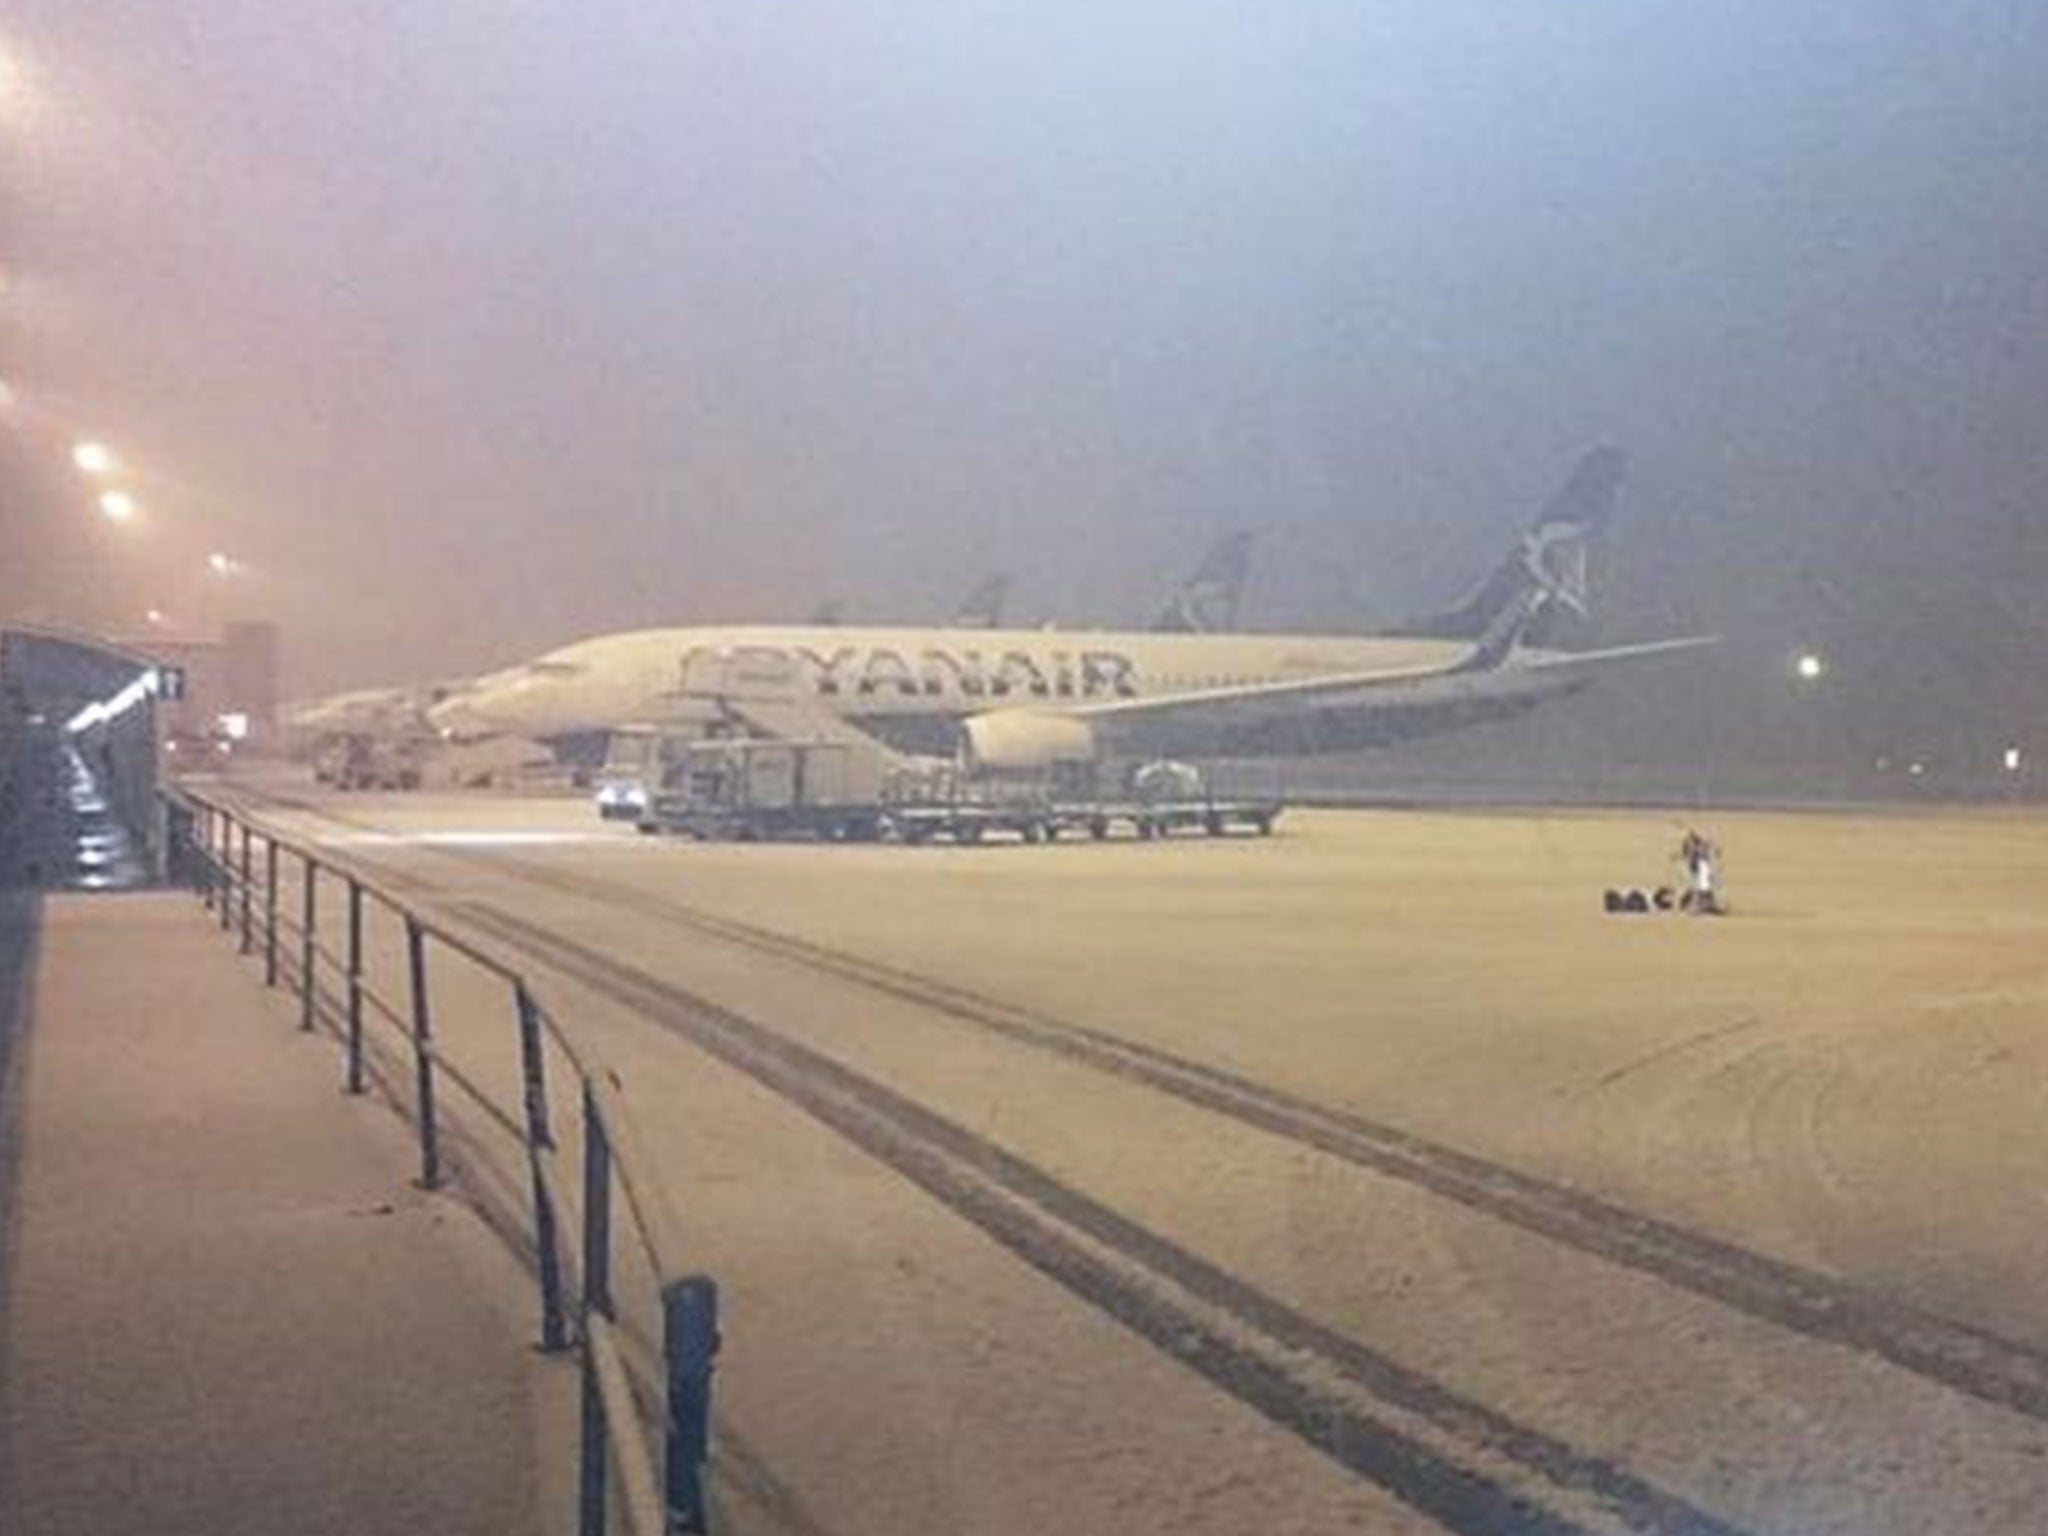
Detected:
left=281, top=684, right=433, bottom=747
left=432, top=485, right=1708, bottom=769
left=281, top=679, right=475, bottom=787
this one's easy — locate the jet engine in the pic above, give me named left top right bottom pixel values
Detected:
left=959, top=710, right=1098, bottom=771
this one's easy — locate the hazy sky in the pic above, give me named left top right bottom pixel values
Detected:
left=4, top=1, right=2046, bottom=735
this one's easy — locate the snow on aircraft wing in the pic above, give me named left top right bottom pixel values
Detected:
left=1069, top=655, right=1466, bottom=724
left=1509, top=634, right=1721, bottom=671
left=1061, top=630, right=1718, bottom=739
left=1071, top=581, right=1541, bottom=728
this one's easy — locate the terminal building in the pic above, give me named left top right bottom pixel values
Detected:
left=0, top=621, right=280, bottom=890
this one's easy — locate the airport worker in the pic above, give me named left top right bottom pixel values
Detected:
left=1678, top=829, right=1720, bottom=914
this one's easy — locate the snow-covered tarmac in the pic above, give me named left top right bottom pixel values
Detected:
left=188, top=786, right=2048, bottom=1534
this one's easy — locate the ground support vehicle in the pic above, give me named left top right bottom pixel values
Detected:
left=592, top=723, right=658, bottom=820
left=639, top=736, right=890, bottom=841
left=635, top=734, right=1283, bottom=844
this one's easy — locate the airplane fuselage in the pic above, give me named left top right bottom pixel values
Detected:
left=686, top=626, right=1467, bottom=709
left=439, top=622, right=1559, bottom=757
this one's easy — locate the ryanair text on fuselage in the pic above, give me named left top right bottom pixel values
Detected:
left=691, top=642, right=1142, bottom=703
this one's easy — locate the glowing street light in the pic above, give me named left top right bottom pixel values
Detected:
left=73, top=440, right=118, bottom=476
left=98, top=489, right=139, bottom=523
left=207, top=551, right=237, bottom=576
left=1793, top=651, right=1826, bottom=683
left=2004, top=746, right=2024, bottom=774
left=0, top=45, right=29, bottom=135
left=145, top=608, right=166, bottom=626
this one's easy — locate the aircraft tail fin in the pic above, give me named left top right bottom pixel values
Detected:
left=1153, top=530, right=1255, bottom=633
left=1450, top=578, right=1544, bottom=673
left=951, top=574, right=1010, bottom=629
left=1400, top=446, right=1627, bottom=644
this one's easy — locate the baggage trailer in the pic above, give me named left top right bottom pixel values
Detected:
left=886, top=801, right=1281, bottom=843
left=885, top=779, right=1282, bottom=844
left=637, top=733, right=1284, bottom=844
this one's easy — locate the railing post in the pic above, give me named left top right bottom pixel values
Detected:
left=514, top=983, right=570, bottom=1353
left=156, top=795, right=172, bottom=889
left=264, top=837, right=279, bottom=987
left=345, top=879, right=366, bottom=1095
left=405, top=916, right=441, bottom=1189
left=204, top=805, right=219, bottom=906
left=299, top=857, right=318, bottom=1030
left=583, top=1086, right=614, bottom=1318
left=238, top=820, right=253, bottom=950
left=579, top=1343, right=609, bottom=1536
left=219, top=812, right=234, bottom=932
left=663, top=1277, right=720, bottom=1534
left=199, top=804, right=215, bottom=910
left=579, top=1087, right=615, bottom=1536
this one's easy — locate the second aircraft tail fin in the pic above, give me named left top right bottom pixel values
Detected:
left=1153, top=530, right=1255, bottom=633
left=951, top=574, right=1011, bottom=629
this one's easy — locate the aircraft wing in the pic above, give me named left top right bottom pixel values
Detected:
left=1510, top=634, right=1721, bottom=672
left=1071, top=657, right=1464, bottom=725
left=1059, top=630, right=1718, bottom=749
left=1075, top=583, right=1546, bottom=727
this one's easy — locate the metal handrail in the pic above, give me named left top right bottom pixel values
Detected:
left=427, top=1045, right=532, bottom=1147
left=161, top=789, right=717, bottom=1536
left=585, top=1072, right=692, bottom=1288
left=356, top=981, right=414, bottom=1037
left=587, top=1316, right=668, bottom=1534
